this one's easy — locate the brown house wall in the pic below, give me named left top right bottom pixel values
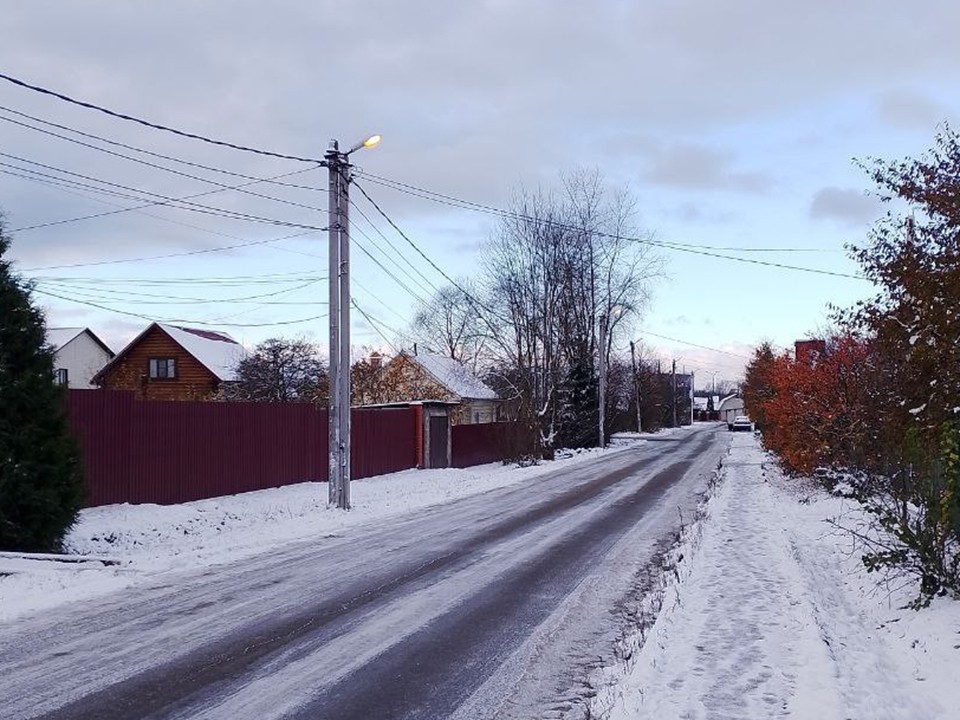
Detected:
left=99, top=326, right=220, bottom=400
left=380, top=356, right=458, bottom=404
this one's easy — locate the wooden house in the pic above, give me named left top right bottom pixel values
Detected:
left=93, top=323, right=247, bottom=401
left=377, top=351, right=501, bottom=425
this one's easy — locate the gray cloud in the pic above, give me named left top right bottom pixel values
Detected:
left=643, top=144, right=769, bottom=193
left=810, top=187, right=882, bottom=225
left=2, top=1, right=960, bottom=343
left=876, top=89, right=952, bottom=130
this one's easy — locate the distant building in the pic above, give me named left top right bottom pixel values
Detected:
left=93, top=323, right=247, bottom=400
left=795, top=339, right=826, bottom=365
left=717, top=394, right=745, bottom=426
left=46, top=327, right=114, bottom=389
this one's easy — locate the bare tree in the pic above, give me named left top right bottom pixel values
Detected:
left=482, top=169, right=661, bottom=451
left=232, top=337, right=327, bottom=403
left=408, top=280, right=488, bottom=372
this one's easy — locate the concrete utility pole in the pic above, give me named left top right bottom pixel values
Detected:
left=326, top=134, right=381, bottom=510
left=690, top=370, right=695, bottom=425
left=671, top=358, right=677, bottom=429
left=598, top=313, right=607, bottom=448
left=630, top=340, right=641, bottom=433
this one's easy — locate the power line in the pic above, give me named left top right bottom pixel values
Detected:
left=0, top=72, right=325, bottom=164
left=352, top=180, right=502, bottom=317
left=0, top=110, right=330, bottom=214
left=638, top=329, right=752, bottom=360
left=20, top=230, right=315, bottom=272
left=355, top=171, right=865, bottom=279
left=348, top=197, right=442, bottom=295
left=351, top=298, right=402, bottom=353
left=1, top=154, right=328, bottom=233
left=34, top=287, right=328, bottom=327
left=34, top=278, right=324, bottom=305
left=351, top=180, right=513, bottom=355
left=0, top=104, right=329, bottom=192
left=348, top=227, right=431, bottom=306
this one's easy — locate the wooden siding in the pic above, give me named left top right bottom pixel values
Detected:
left=99, top=325, right=221, bottom=400
left=379, top=355, right=458, bottom=403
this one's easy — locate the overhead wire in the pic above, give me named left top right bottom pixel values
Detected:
left=637, top=329, right=752, bottom=360
left=348, top=196, right=442, bottom=295
left=351, top=298, right=403, bottom=353
left=0, top=104, right=329, bottom=192
left=0, top=111, right=330, bottom=215
left=0, top=71, right=325, bottom=164
left=1, top=153, right=329, bottom=232
left=355, top=172, right=864, bottom=279
left=33, top=287, right=328, bottom=327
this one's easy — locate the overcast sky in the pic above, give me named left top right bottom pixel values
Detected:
left=3, top=1, right=959, bottom=384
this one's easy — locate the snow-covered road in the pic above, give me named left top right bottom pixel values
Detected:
left=0, top=424, right=724, bottom=720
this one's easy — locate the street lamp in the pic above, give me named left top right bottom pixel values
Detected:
left=327, top=134, right=381, bottom=511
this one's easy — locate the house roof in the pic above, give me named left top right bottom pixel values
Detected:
left=405, top=352, right=499, bottom=401
left=717, top=394, right=744, bottom=411
left=94, top=322, right=246, bottom=383
left=46, top=327, right=114, bottom=357
left=156, top=324, right=246, bottom=381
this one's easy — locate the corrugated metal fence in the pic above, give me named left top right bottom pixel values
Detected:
left=68, top=390, right=417, bottom=507
left=451, top=422, right=511, bottom=468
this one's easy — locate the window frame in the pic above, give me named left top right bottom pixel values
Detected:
left=148, top=357, right=177, bottom=380
left=55, top=368, right=69, bottom=386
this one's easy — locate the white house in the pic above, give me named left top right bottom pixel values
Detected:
left=717, top=394, right=745, bottom=425
left=47, top=327, right=114, bottom=389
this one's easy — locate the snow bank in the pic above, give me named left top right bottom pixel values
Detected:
left=1, top=433, right=673, bottom=623
left=593, top=433, right=960, bottom=719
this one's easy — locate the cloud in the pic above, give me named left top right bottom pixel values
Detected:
left=642, top=144, right=769, bottom=193
left=809, top=187, right=881, bottom=225
left=876, top=89, right=952, bottom=130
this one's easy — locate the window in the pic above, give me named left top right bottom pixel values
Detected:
left=149, top=358, right=177, bottom=379
left=55, top=368, right=69, bottom=386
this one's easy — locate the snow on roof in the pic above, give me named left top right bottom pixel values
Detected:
left=408, top=352, right=498, bottom=400
left=158, top=324, right=247, bottom=381
left=46, top=327, right=84, bottom=350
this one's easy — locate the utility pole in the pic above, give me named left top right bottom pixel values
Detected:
left=327, top=142, right=342, bottom=508
left=325, top=134, right=380, bottom=511
left=630, top=340, right=641, bottom=433
left=671, top=358, right=677, bottom=429
left=598, top=313, right=607, bottom=448
left=690, top=370, right=695, bottom=426
left=326, top=140, right=350, bottom=509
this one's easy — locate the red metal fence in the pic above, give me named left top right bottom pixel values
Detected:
left=451, top=422, right=511, bottom=468
left=67, top=390, right=417, bottom=507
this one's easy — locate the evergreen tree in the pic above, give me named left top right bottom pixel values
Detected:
left=555, top=356, right=598, bottom=448
left=0, top=214, right=83, bottom=551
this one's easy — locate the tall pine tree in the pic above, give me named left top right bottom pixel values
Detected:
left=0, top=213, right=83, bottom=551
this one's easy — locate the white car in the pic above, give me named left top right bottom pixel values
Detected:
left=730, top=415, right=754, bottom=432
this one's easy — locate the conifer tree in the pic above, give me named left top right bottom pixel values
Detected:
left=0, top=214, right=83, bottom=551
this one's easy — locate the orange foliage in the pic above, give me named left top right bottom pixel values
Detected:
left=748, top=334, right=876, bottom=474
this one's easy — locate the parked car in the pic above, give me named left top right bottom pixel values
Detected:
left=730, top=415, right=754, bottom=432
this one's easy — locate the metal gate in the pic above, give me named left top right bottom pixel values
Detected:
left=429, top=415, right=449, bottom=468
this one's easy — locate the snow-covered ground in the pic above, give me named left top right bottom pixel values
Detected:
left=593, top=432, right=960, bottom=719
left=0, top=430, right=692, bottom=623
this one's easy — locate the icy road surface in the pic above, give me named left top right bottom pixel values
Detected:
left=1, top=425, right=723, bottom=720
